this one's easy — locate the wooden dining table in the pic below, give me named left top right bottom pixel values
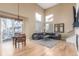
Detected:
left=12, top=34, right=26, bottom=48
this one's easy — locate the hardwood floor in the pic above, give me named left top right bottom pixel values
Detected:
left=0, top=39, right=78, bottom=56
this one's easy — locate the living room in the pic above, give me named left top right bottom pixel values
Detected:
left=0, top=3, right=78, bottom=56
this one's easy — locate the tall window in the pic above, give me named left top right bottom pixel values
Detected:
left=1, top=17, right=23, bottom=40
left=14, top=20, right=23, bottom=33
left=45, top=14, right=54, bottom=33
left=35, top=12, right=42, bottom=33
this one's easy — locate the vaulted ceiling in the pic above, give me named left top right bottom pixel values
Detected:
left=37, top=3, right=59, bottom=9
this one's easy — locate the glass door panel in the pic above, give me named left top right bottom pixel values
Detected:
left=1, top=17, right=23, bottom=41
left=1, top=18, right=14, bottom=41
left=14, top=20, right=23, bottom=33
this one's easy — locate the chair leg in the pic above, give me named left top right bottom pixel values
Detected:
left=13, top=39, right=16, bottom=47
left=24, top=41, right=26, bottom=46
left=15, top=41, right=17, bottom=48
left=17, top=42, right=19, bottom=48
left=22, top=42, right=24, bottom=47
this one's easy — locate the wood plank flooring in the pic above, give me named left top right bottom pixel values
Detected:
left=0, top=39, right=78, bottom=56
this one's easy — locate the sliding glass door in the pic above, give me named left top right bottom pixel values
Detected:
left=1, top=18, right=14, bottom=41
left=0, top=17, right=23, bottom=41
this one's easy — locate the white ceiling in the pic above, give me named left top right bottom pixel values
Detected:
left=37, top=3, right=58, bottom=9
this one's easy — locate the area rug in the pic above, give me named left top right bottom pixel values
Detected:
left=31, top=39, right=61, bottom=48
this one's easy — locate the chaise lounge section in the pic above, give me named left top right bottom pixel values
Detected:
left=32, top=32, right=61, bottom=40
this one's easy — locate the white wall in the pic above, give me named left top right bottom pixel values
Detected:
left=0, top=3, right=44, bottom=40
left=0, top=3, right=76, bottom=41
left=0, top=18, right=1, bottom=42
left=45, top=3, right=75, bottom=33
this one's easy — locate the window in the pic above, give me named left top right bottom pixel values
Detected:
left=45, top=14, right=54, bottom=33
left=46, top=14, right=53, bottom=22
left=54, top=23, right=64, bottom=33
left=45, top=23, right=53, bottom=33
left=35, top=12, right=42, bottom=33
left=1, top=17, right=23, bottom=40
left=14, top=20, right=23, bottom=33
